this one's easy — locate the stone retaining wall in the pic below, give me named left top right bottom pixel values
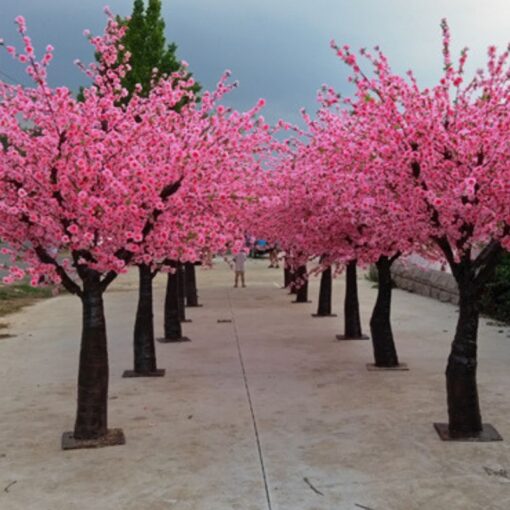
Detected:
left=391, top=260, right=459, bottom=305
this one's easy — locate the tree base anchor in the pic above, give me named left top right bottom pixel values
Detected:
left=61, top=428, right=125, bottom=450
left=292, top=300, right=312, bottom=304
left=312, top=313, right=337, bottom=318
left=433, top=423, right=503, bottom=442
left=186, top=304, right=203, bottom=308
left=366, top=363, right=409, bottom=371
left=122, top=368, right=165, bottom=378
left=157, top=336, right=191, bottom=343
left=181, top=319, right=192, bottom=323
left=336, top=334, right=369, bottom=341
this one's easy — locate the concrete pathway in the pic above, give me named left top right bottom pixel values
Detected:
left=1, top=258, right=510, bottom=510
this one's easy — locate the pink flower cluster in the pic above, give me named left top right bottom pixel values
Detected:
left=255, top=20, right=510, bottom=275
left=0, top=13, right=275, bottom=291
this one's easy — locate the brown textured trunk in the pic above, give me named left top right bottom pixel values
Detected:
left=294, top=265, right=309, bottom=303
left=316, top=266, right=332, bottom=315
left=163, top=267, right=183, bottom=340
left=343, top=260, right=364, bottom=338
left=73, top=270, right=109, bottom=440
left=132, top=264, right=158, bottom=373
left=177, top=263, right=189, bottom=322
left=369, top=256, right=399, bottom=367
left=287, top=262, right=298, bottom=294
left=284, top=266, right=292, bottom=289
left=284, top=256, right=293, bottom=289
left=185, top=262, right=200, bottom=307
left=445, top=270, right=482, bottom=437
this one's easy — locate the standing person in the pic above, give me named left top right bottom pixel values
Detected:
left=268, top=246, right=280, bottom=268
left=233, top=251, right=247, bottom=288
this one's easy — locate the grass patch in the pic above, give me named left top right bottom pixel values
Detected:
left=365, top=264, right=379, bottom=283
left=0, top=282, right=53, bottom=318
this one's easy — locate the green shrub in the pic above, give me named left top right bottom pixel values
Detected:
left=365, top=264, right=379, bottom=283
left=480, top=251, right=510, bottom=323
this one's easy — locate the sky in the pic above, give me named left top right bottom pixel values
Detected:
left=1, top=0, right=510, bottom=126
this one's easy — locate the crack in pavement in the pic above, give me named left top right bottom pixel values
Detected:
left=226, top=288, right=273, bottom=510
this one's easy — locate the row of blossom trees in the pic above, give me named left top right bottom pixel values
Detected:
left=256, top=21, right=510, bottom=440
left=1, top=10, right=508, bottom=447
left=0, top=13, right=274, bottom=448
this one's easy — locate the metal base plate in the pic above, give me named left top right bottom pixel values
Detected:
left=366, top=363, right=409, bottom=371
left=61, top=428, right=125, bottom=450
left=312, top=313, right=337, bottom=318
left=336, top=334, right=369, bottom=341
left=122, top=368, right=166, bottom=378
left=157, top=336, right=191, bottom=343
left=434, top=423, right=503, bottom=442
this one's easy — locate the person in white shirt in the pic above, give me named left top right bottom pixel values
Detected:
left=233, top=252, right=247, bottom=288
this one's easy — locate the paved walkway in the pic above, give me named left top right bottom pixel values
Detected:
left=1, top=258, right=510, bottom=510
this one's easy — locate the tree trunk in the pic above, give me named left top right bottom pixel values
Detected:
left=316, top=266, right=332, bottom=315
left=73, top=271, right=109, bottom=440
left=177, top=263, right=189, bottom=322
left=132, top=264, right=158, bottom=374
left=344, top=260, right=364, bottom=338
left=445, top=273, right=482, bottom=437
left=289, top=268, right=297, bottom=294
left=284, top=256, right=293, bottom=289
left=294, top=265, right=309, bottom=303
left=160, top=267, right=187, bottom=342
left=286, top=260, right=298, bottom=294
left=185, top=262, right=200, bottom=307
left=284, top=266, right=292, bottom=289
left=369, top=256, right=399, bottom=367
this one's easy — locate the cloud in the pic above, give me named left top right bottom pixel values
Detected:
left=1, top=0, right=509, bottom=124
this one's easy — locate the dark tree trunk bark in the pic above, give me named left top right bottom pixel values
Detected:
left=369, top=256, right=399, bottom=367
left=294, top=265, right=309, bottom=303
left=164, top=269, right=182, bottom=339
left=159, top=266, right=188, bottom=342
left=316, top=266, right=332, bottom=315
left=131, top=264, right=158, bottom=374
left=177, top=263, right=189, bottom=322
left=185, top=262, right=200, bottom=307
left=284, top=266, right=292, bottom=289
left=289, top=268, right=297, bottom=294
left=73, top=271, right=109, bottom=440
left=445, top=271, right=483, bottom=437
left=344, top=260, right=364, bottom=338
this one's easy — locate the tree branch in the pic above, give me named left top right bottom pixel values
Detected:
left=99, top=270, right=118, bottom=292
left=100, top=177, right=183, bottom=292
left=34, top=246, right=82, bottom=297
left=389, top=251, right=402, bottom=265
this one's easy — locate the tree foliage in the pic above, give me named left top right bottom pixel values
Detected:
left=120, top=0, right=200, bottom=101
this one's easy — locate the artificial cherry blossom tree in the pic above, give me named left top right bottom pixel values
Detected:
left=0, top=13, right=268, bottom=447
left=332, top=21, right=510, bottom=438
left=123, top=92, right=272, bottom=373
left=260, top=110, right=417, bottom=365
left=301, top=96, right=424, bottom=363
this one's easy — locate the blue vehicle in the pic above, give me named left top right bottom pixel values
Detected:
left=251, top=239, right=271, bottom=257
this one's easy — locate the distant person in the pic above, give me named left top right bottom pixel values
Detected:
left=268, top=247, right=279, bottom=268
left=202, top=249, right=214, bottom=268
left=233, top=251, right=247, bottom=288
